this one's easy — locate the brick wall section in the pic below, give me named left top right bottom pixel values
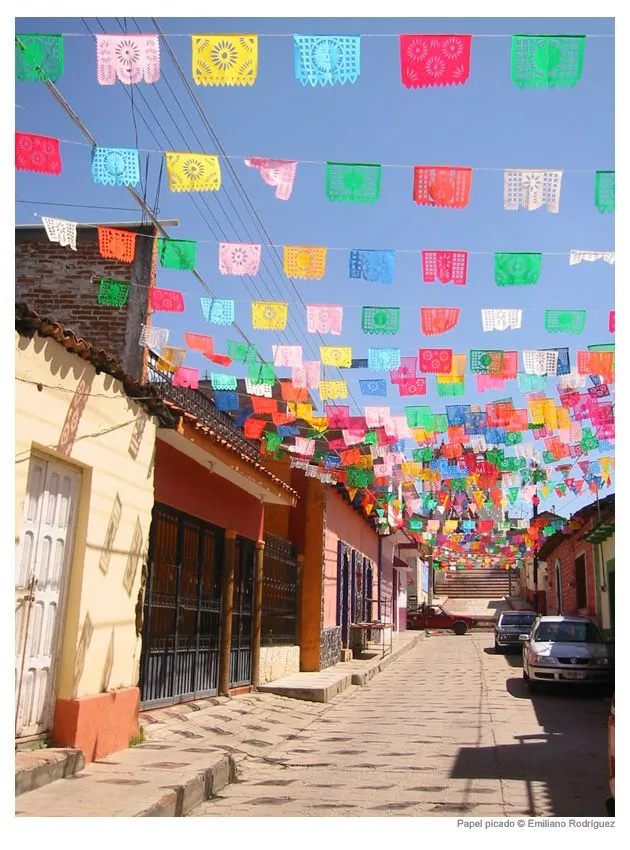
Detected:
left=16, top=225, right=157, bottom=380
left=545, top=535, right=598, bottom=618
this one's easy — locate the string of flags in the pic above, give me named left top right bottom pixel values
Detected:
left=16, top=32, right=595, bottom=91
left=15, top=27, right=615, bottom=549
left=14, top=132, right=616, bottom=214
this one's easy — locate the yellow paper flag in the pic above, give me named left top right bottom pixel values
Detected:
left=252, top=301, right=288, bottom=330
left=319, top=380, right=348, bottom=400
left=284, top=245, right=327, bottom=280
left=320, top=346, right=352, bottom=368
left=165, top=152, right=221, bottom=192
left=192, top=35, right=258, bottom=87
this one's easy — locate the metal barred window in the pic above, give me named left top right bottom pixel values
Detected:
left=262, top=533, right=299, bottom=646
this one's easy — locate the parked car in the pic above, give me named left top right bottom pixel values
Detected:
left=522, top=615, right=614, bottom=692
left=494, top=610, right=537, bottom=653
left=606, top=694, right=615, bottom=816
left=407, top=603, right=477, bottom=635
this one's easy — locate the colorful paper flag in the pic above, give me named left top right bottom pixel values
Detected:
left=419, top=349, right=453, bottom=374
left=320, top=346, right=352, bottom=367
left=326, top=162, right=381, bottom=204
left=349, top=250, right=395, bottom=284
left=97, top=278, right=130, bottom=307
left=421, top=250, right=467, bottom=284
left=504, top=169, right=562, bottom=213
left=244, top=157, right=297, bottom=200
left=420, top=307, right=460, bottom=335
left=362, top=307, right=400, bottom=335
left=306, top=304, right=343, bottom=335
left=219, top=242, right=261, bottom=276
left=42, top=216, right=76, bottom=251
left=92, top=146, right=140, bottom=186
left=400, top=34, right=472, bottom=88
left=165, top=151, right=221, bottom=192
left=511, top=35, right=585, bottom=90
left=201, top=298, right=234, bottom=325
left=15, top=132, right=61, bottom=174
left=413, top=166, right=472, bottom=208
left=96, top=34, right=160, bottom=85
left=252, top=301, right=288, bottom=329
left=16, top=33, right=64, bottom=81
left=284, top=245, right=327, bottom=279
left=98, top=226, right=136, bottom=263
left=157, top=238, right=197, bottom=270
left=495, top=253, right=542, bottom=285
left=544, top=310, right=586, bottom=334
left=293, top=35, right=361, bottom=86
left=595, top=171, right=615, bottom=213
left=150, top=288, right=184, bottom=312
left=191, top=34, right=258, bottom=86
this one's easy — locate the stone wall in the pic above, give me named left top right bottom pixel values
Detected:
left=258, top=646, right=300, bottom=684
left=319, top=626, right=342, bottom=670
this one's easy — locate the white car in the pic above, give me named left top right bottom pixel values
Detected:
left=522, top=615, right=613, bottom=692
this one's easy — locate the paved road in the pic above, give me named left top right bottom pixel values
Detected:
left=190, top=632, right=611, bottom=818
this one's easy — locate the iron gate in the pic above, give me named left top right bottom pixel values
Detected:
left=230, top=537, right=254, bottom=687
left=140, top=504, right=223, bottom=707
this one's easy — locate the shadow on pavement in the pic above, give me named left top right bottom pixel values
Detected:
left=483, top=646, right=524, bottom=667
left=450, top=674, right=610, bottom=816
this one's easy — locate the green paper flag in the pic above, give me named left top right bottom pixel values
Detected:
left=264, top=432, right=283, bottom=452
left=495, top=253, right=542, bottom=286
left=432, top=414, right=448, bottom=433
left=405, top=405, right=433, bottom=429
left=580, top=428, right=599, bottom=452
left=413, top=447, right=433, bottom=462
left=97, top=278, right=130, bottom=307
left=346, top=467, right=375, bottom=488
left=508, top=487, right=520, bottom=504
left=326, top=162, right=381, bottom=204
left=437, top=380, right=465, bottom=397
left=361, top=306, right=400, bottom=335
left=595, top=171, right=615, bottom=213
left=511, top=35, right=585, bottom=90
left=544, top=310, right=586, bottom=334
left=364, top=430, right=378, bottom=445
left=505, top=431, right=523, bottom=445
left=227, top=340, right=257, bottom=363
left=470, top=350, right=504, bottom=374
left=248, top=362, right=276, bottom=384
left=16, top=33, right=64, bottom=81
left=157, top=238, right=197, bottom=270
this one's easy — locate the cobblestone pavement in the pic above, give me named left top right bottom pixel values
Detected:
left=190, top=632, right=611, bottom=818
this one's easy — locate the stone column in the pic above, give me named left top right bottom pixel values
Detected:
left=250, top=539, right=265, bottom=688
left=218, top=530, right=237, bottom=696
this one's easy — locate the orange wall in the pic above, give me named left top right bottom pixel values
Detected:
left=154, top=439, right=263, bottom=541
left=323, top=489, right=379, bottom=628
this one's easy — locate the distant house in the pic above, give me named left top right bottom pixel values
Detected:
left=537, top=494, right=614, bottom=634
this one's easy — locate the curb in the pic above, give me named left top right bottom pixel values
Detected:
left=351, top=633, right=424, bottom=686
left=15, top=748, right=85, bottom=797
left=136, top=754, right=237, bottom=817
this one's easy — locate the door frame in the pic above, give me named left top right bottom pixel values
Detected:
left=15, top=452, right=81, bottom=738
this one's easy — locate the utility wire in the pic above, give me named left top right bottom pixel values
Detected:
left=16, top=35, right=265, bottom=365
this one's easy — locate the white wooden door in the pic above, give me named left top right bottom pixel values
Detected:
left=15, top=456, right=80, bottom=738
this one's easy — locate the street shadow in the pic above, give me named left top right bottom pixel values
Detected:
left=56, top=368, right=95, bottom=457
left=128, top=405, right=149, bottom=460
left=483, top=647, right=524, bottom=667
left=73, top=611, right=94, bottom=693
left=123, top=515, right=144, bottom=596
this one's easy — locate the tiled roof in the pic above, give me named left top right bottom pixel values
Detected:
left=16, top=303, right=298, bottom=502
left=16, top=302, right=174, bottom=424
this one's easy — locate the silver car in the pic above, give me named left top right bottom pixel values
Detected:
left=522, top=615, right=613, bottom=692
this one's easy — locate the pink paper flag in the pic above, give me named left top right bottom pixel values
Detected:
left=150, top=288, right=184, bottom=312
left=96, top=34, right=161, bottom=85
left=244, top=157, right=297, bottom=200
left=609, top=310, right=615, bottom=332
left=172, top=366, right=199, bottom=389
left=272, top=345, right=303, bottom=367
left=399, top=377, right=427, bottom=396
left=292, top=360, right=320, bottom=389
left=219, top=242, right=262, bottom=276
left=306, top=304, right=343, bottom=335
left=421, top=250, right=468, bottom=284
left=476, top=374, right=506, bottom=392
left=325, top=404, right=351, bottom=429
left=364, top=406, right=390, bottom=428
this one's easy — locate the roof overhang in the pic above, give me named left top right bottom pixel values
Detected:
left=157, top=427, right=296, bottom=507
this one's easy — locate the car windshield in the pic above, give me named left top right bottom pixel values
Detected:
left=499, top=614, right=536, bottom=627
left=533, top=622, right=603, bottom=644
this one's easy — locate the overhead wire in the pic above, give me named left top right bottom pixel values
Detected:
left=151, top=16, right=367, bottom=416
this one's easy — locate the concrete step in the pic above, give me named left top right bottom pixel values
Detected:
left=15, top=747, right=85, bottom=797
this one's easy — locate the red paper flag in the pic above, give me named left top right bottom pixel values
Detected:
left=413, top=166, right=472, bottom=208
left=244, top=418, right=267, bottom=439
left=421, top=307, right=460, bottom=335
left=15, top=132, right=62, bottom=175
left=418, top=348, right=453, bottom=374
left=400, top=35, right=472, bottom=89
left=251, top=396, right=278, bottom=415
left=150, top=288, right=184, bottom=312
left=609, top=311, right=615, bottom=332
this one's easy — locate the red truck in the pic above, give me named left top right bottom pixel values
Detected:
left=407, top=603, right=478, bottom=635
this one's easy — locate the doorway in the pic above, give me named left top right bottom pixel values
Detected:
left=15, top=455, right=80, bottom=738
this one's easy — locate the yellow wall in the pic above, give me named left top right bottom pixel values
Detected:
left=598, top=534, right=615, bottom=630
left=15, top=332, right=157, bottom=700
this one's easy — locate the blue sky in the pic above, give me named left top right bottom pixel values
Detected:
left=15, top=16, right=615, bottom=517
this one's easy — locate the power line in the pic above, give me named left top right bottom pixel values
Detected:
left=21, top=30, right=616, bottom=38
left=16, top=33, right=265, bottom=365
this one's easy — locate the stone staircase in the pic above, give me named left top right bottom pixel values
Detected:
left=442, top=568, right=514, bottom=599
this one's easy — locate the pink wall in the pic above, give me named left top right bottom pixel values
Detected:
left=322, top=489, right=379, bottom=628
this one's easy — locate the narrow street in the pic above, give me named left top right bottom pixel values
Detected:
left=190, top=632, right=611, bottom=818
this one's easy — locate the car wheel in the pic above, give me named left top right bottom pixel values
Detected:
left=453, top=621, right=467, bottom=636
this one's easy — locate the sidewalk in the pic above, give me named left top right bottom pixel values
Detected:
left=16, top=630, right=423, bottom=817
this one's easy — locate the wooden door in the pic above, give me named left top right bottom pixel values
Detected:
left=15, top=456, right=80, bottom=737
